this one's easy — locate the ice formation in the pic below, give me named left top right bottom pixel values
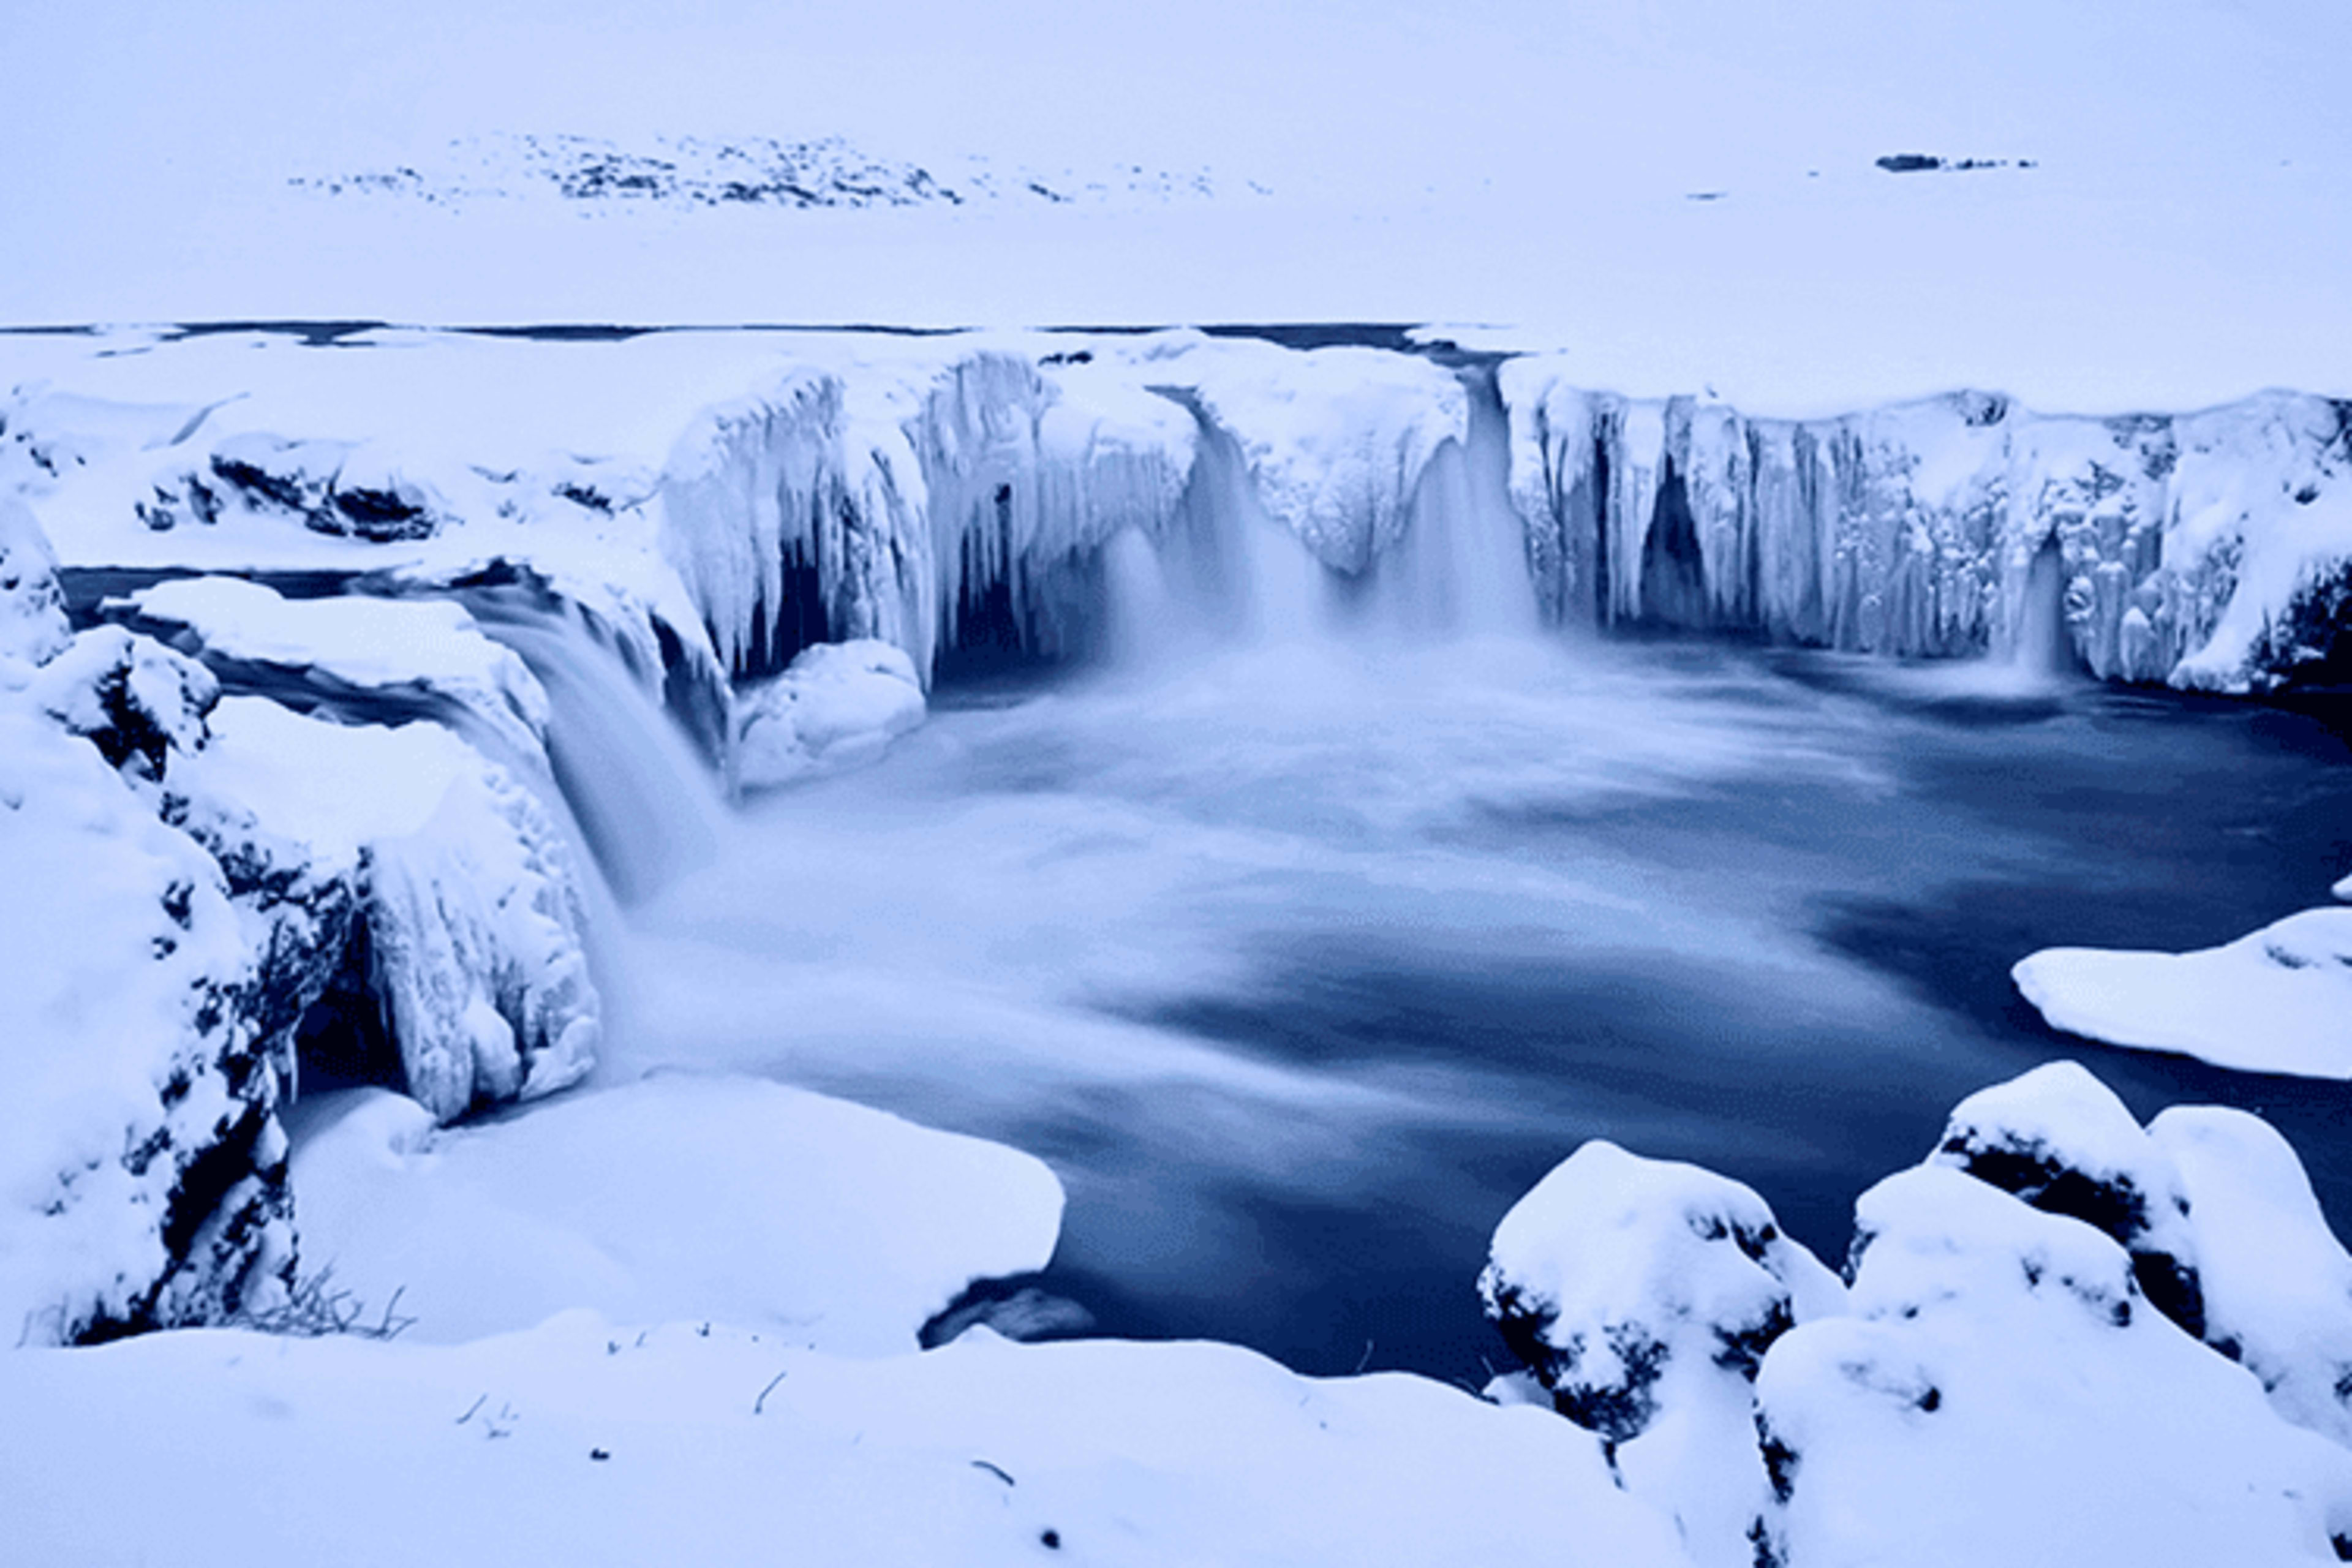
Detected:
left=1501, top=363, right=2352, bottom=690
left=2015, top=905, right=2352, bottom=1080
left=735, top=639, right=927, bottom=790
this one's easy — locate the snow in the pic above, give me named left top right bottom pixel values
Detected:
left=2150, top=1107, right=2352, bottom=1450
left=2015, top=907, right=2352, bottom=1080
left=1480, top=1140, right=1844, bottom=1568
left=1755, top=1164, right=2352, bottom=1567
left=287, top=1074, right=1062, bottom=1355
left=0, top=1316, right=1690, bottom=1568
left=736, top=640, right=926, bottom=790
left=123, top=576, right=553, bottom=763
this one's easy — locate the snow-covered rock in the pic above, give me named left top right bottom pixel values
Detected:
left=288, top=1073, right=1062, bottom=1354
left=173, top=696, right=599, bottom=1121
left=1753, top=1165, right=2352, bottom=1567
left=1928, top=1060, right=2204, bottom=1336
left=2015, top=907, right=2352, bottom=1080
left=0, top=499, right=70, bottom=669
left=1480, top=1139, right=1843, bottom=1568
left=0, top=707, right=291, bottom=1345
left=0, top=1314, right=1693, bottom=1568
left=2150, top=1106, right=2352, bottom=1450
left=119, top=575, right=552, bottom=765
left=735, top=639, right=925, bottom=790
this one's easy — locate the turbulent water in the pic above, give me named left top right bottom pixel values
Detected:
left=593, top=619, right=2352, bottom=1386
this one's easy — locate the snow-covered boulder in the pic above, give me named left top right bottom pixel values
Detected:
left=172, top=696, right=599, bottom=1121
left=29, top=623, right=219, bottom=786
left=288, top=1073, right=1063, bottom=1354
left=1927, top=1058, right=2204, bottom=1336
left=2150, top=1106, right=2352, bottom=1450
left=734, top=638, right=925, bottom=790
left=0, top=499, right=70, bottom=669
left=1753, top=1165, right=2352, bottom=1567
left=0, top=704, right=293, bottom=1344
left=1480, top=1140, right=1844, bottom=1568
left=2015, top=907, right=2352, bottom=1079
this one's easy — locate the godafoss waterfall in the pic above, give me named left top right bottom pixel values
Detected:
left=7, top=323, right=2352, bottom=1566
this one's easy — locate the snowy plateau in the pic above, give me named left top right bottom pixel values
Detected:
left=6, top=1, right=2352, bottom=1565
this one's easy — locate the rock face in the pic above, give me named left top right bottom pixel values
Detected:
left=1488, top=1065, right=2352, bottom=1567
left=1479, top=1140, right=1844, bottom=1568
left=0, top=507, right=600, bottom=1343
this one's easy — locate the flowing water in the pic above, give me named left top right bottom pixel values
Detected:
left=597, top=614, right=2352, bottom=1387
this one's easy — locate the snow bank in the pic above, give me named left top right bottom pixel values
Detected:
left=121, top=575, right=552, bottom=764
left=288, top=1073, right=1061, bottom=1355
left=1480, top=1140, right=1843, bottom=1568
left=176, top=696, right=600, bottom=1120
left=1500, top=366, right=2352, bottom=690
left=1755, top=1165, right=2352, bottom=1567
left=2015, top=907, right=2352, bottom=1080
left=736, top=639, right=925, bottom=790
left=0, top=1314, right=1690, bottom=1568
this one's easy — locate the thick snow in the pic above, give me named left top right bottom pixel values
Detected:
left=735, top=639, right=926, bottom=791
left=0, top=1316, right=1690, bottom=1568
left=175, top=697, right=600, bottom=1118
left=124, top=575, right=553, bottom=763
left=2150, top=1107, right=2352, bottom=1450
left=1755, top=1164, right=2352, bottom=1567
left=287, top=1074, right=1061, bottom=1355
left=1480, top=1140, right=1844, bottom=1568
left=2015, top=908, right=2352, bottom=1080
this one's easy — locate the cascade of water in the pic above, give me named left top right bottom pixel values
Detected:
left=2011, top=535, right=2078, bottom=683
left=460, top=586, right=731, bottom=905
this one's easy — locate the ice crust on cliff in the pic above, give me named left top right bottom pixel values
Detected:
left=2015, top=905, right=2352, bottom=1080
left=7, top=327, right=2346, bottom=703
left=176, top=696, right=600, bottom=1120
left=1499, top=363, right=2352, bottom=691
left=288, top=1073, right=1061, bottom=1354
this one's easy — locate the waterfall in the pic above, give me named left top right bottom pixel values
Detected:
left=459, top=584, right=731, bottom=905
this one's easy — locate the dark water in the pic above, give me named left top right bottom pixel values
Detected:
left=627, top=637, right=2352, bottom=1387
